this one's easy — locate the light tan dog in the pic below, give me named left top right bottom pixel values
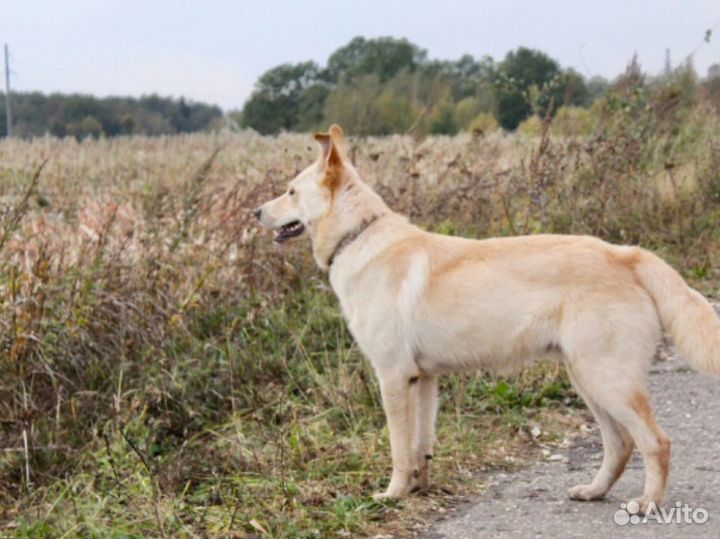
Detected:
left=255, top=124, right=720, bottom=512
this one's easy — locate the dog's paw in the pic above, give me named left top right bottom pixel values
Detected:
left=372, top=490, right=400, bottom=501
left=568, top=483, right=605, bottom=501
left=372, top=482, right=411, bottom=501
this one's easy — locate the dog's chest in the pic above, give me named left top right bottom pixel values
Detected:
left=330, top=266, right=388, bottom=339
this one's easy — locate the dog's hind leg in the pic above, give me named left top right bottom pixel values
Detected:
left=373, top=368, right=420, bottom=500
left=566, top=365, right=635, bottom=501
left=412, top=375, right=438, bottom=491
left=613, top=390, right=671, bottom=513
left=566, top=359, right=670, bottom=512
left=561, top=294, right=668, bottom=512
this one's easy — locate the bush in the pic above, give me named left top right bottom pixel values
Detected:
left=467, top=112, right=500, bottom=134
left=550, top=106, right=594, bottom=136
left=454, top=97, right=482, bottom=130
left=517, top=114, right=543, bottom=136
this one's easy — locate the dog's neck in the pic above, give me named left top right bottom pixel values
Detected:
left=325, top=213, right=383, bottom=268
left=313, top=177, right=391, bottom=270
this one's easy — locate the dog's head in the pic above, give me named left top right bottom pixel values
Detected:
left=254, top=124, right=348, bottom=245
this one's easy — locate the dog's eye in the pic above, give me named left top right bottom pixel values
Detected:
left=288, top=188, right=295, bottom=196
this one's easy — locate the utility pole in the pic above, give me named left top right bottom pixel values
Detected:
left=4, top=44, right=12, bottom=137
left=664, top=48, right=672, bottom=76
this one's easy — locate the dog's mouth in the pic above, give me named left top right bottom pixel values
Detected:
left=273, top=220, right=305, bottom=243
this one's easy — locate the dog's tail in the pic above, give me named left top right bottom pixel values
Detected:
left=633, top=249, right=720, bottom=374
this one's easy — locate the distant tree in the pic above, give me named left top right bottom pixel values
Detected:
left=428, top=101, right=457, bottom=134
left=453, top=96, right=482, bottom=130
left=493, top=48, right=591, bottom=129
left=241, top=61, right=327, bottom=134
left=120, top=114, right=137, bottom=135
left=450, top=54, right=489, bottom=98
left=325, top=68, right=421, bottom=135
left=554, top=69, right=590, bottom=107
left=236, top=38, right=598, bottom=135
left=0, top=92, right=221, bottom=139
left=296, top=83, right=331, bottom=132
left=494, top=47, right=561, bottom=129
left=495, top=84, right=529, bottom=131
left=50, top=120, right=67, bottom=137
left=171, top=97, right=193, bottom=132
left=411, top=63, right=456, bottom=113
left=326, top=36, right=427, bottom=82
left=136, top=111, right=174, bottom=135
left=502, top=48, right=560, bottom=91
left=323, top=74, right=383, bottom=135
left=524, top=68, right=591, bottom=120
left=467, top=112, right=499, bottom=134
left=434, top=54, right=496, bottom=101
left=80, top=115, right=104, bottom=138
left=373, top=70, right=419, bottom=134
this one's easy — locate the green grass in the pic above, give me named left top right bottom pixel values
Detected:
left=7, top=288, right=583, bottom=538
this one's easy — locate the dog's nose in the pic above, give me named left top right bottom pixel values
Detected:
left=253, top=207, right=262, bottom=220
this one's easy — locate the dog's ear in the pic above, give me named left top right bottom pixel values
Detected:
left=313, top=125, right=346, bottom=192
left=314, top=124, right=345, bottom=164
left=328, top=124, right=344, bottom=143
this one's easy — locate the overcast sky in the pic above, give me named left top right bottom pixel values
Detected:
left=2, top=1, right=719, bottom=110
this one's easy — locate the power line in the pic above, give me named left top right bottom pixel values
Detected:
left=4, top=44, right=11, bottom=137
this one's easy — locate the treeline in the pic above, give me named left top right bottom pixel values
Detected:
left=235, top=37, right=612, bottom=135
left=0, top=93, right=223, bottom=138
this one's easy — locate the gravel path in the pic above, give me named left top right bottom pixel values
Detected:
left=431, top=354, right=720, bottom=538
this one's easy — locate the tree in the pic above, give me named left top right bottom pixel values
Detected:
left=526, top=68, right=591, bottom=119
left=120, top=114, right=137, bottom=135
left=454, top=97, right=482, bottom=130
left=323, top=74, right=383, bottom=135
left=373, top=70, right=419, bottom=134
left=240, top=62, right=327, bottom=134
left=296, top=84, right=331, bottom=132
left=494, top=47, right=561, bottom=129
left=236, top=39, right=596, bottom=135
left=428, top=102, right=457, bottom=134
left=326, top=36, right=427, bottom=82
left=0, top=92, right=221, bottom=139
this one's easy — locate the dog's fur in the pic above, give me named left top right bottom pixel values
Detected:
left=256, top=125, right=720, bottom=512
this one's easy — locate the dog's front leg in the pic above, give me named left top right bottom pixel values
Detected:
left=412, top=374, right=438, bottom=491
left=373, top=371, right=418, bottom=500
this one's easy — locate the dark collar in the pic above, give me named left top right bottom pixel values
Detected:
left=327, top=214, right=383, bottom=268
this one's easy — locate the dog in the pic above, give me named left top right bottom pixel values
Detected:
left=255, top=124, right=720, bottom=512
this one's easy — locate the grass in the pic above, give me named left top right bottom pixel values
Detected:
left=4, top=288, right=584, bottom=538
left=2, top=69, right=720, bottom=538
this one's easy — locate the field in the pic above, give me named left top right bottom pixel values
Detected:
left=2, top=74, right=720, bottom=538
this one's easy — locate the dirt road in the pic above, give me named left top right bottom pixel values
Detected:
left=431, top=353, right=720, bottom=538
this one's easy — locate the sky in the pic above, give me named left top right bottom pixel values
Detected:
left=2, top=1, right=720, bottom=111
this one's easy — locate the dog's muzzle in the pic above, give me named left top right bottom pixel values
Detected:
left=273, top=220, right=305, bottom=243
